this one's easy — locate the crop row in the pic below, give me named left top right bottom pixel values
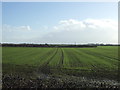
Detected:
left=2, top=46, right=119, bottom=79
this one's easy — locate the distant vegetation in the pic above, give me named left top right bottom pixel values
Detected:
left=1, top=43, right=119, bottom=48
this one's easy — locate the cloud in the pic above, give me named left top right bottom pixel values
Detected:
left=53, top=19, right=86, bottom=31
left=2, top=18, right=118, bottom=44
left=53, top=19, right=117, bottom=31
left=2, top=24, right=51, bottom=43
left=19, top=25, right=31, bottom=31
left=3, top=24, right=31, bottom=31
left=83, top=19, right=117, bottom=30
left=2, top=24, right=37, bottom=42
left=41, top=18, right=118, bottom=44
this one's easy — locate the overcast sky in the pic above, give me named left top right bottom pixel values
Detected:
left=2, top=2, right=118, bottom=44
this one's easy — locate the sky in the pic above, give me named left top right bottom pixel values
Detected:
left=0, top=2, right=1, bottom=24
left=2, top=2, right=118, bottom=44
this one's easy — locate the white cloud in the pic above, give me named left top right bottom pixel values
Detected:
left=2, top=24, right=37, bottom=42
left=41, top=18, right=118, bottom=44
left=19, top=25, right=31, bottom=30
left=3, top=24, right=31, bottom=31
left=83, top=19, right=117, bottom=30
left=53, top=19, right=118, bottom=31
left=2, top=19, right=118, bottom=44
left=53, top=19, right=86, bottom=31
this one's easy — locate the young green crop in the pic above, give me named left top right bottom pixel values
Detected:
left=2, top=46, right=119, bottom=79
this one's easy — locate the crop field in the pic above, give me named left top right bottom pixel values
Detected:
left=2, top=46, right=120, bottom=88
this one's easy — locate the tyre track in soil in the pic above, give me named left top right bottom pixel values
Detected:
left=57, top=48, right=73, bottom=75
left=55, top=48, right=64, bottom=74
left=58, top=48, right=64, bottom=68
left=35, top=48, right=54, bottom=64
left=38, top=48, right=59, bottom=74
left=59, top=48, right=100, bottom=76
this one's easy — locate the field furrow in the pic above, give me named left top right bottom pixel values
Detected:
left=39, top=48, right=58, bottom=74
left=58, top=48, right=64, bottom=68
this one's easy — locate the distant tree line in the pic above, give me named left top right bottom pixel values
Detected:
left=1, top=43, right=99, bottom=48
left=1, top=43, right=119, bottom=48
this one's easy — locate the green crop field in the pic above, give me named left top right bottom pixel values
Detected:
left=2, top=46, right=119, bottom=88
